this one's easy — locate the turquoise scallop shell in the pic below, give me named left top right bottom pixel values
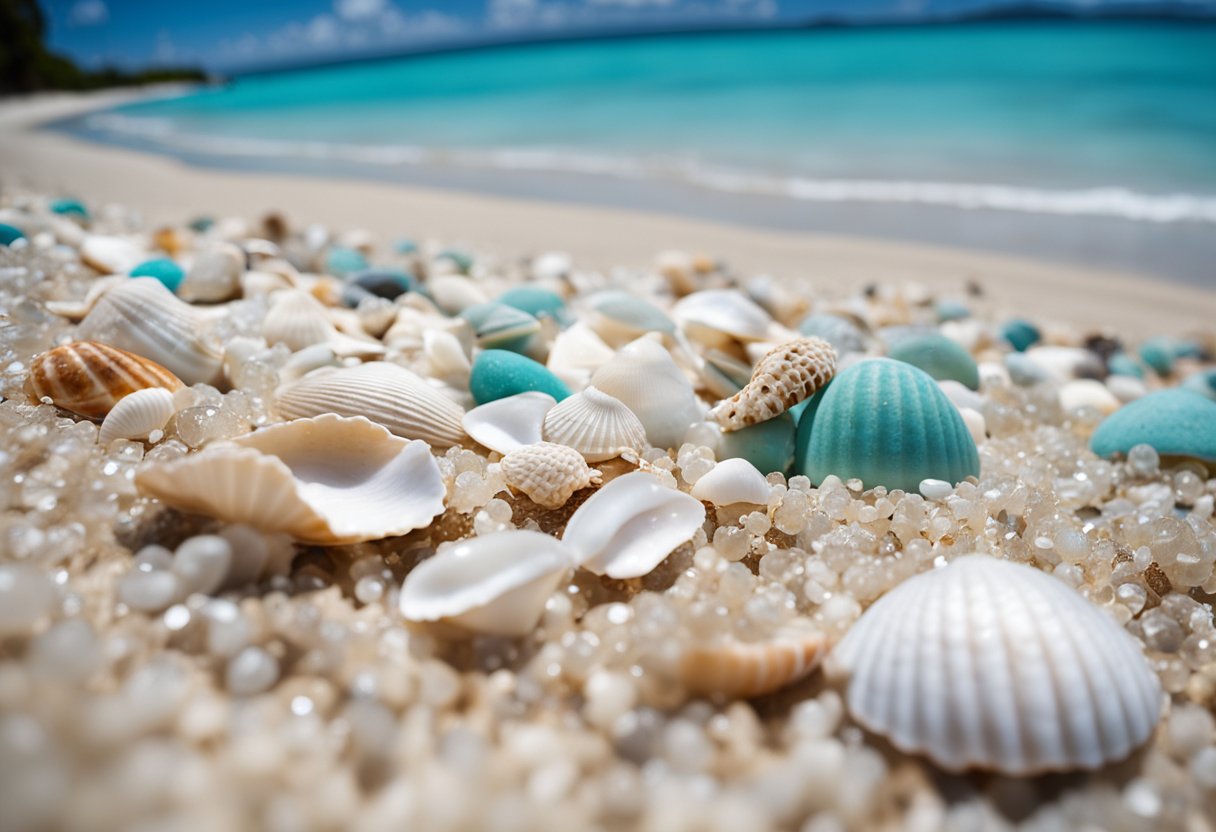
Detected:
left=1001, top=319, right=1040, bottom=353
left=470, top=349, right=571, bottom=405
left=795, top=358, right=980, bottom=492
left=888, top=333, right=980, bottom=391
left=130, top=257, right=185, bottom=293
left=1090, top=389, right=1216, bottom=463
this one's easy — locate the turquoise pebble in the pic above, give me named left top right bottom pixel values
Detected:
left=935, top=299, right=970, bottom=322
left=1174, top=340, right=1204, bottom=359
left=0, top=223, right=25, bottom=246
left=1139, top=337, right=1176, bottom=376
left=796, top=358, right=979, bottom=492
left=460, top=303, right=542, bottom=354
left=438, top=249, right=474, bottom=274
left=470, top=350, right=571, bottom=405
left=188, top=216, right=214, bottom=233
left=325, top=246, right=368, bottom=278
left=344, top=268, right=414, bottom=303
left=1182, top=370, right=1216, bottom=402
left=720, top=412, right=796, bottom=476
left=1005, top=352, right=1049, bottom=386
left=1001, top=319, right=1041, bottom=352
left=888, top=333, right=980, bottom=391
left=394, top=239, right=418, bottom=255
left=129, top=258, right=185, bottom=293
left=50, top=198, right=88, bottom=219
left=1090, top=389, right=1216, bottom=463
left=1107, top=352, right=1145, bottom=379
left=498, top=286, right=567, bottom=322
left=798, top=313, right=866, bottom=354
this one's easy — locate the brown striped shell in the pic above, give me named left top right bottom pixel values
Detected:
left=680, top=624, right=829, bottom=699
left=25, top=341, right=184, bottom=420
left=501, top=441, right=603, bottom=508
left=708, top=337, right=836, bottom=431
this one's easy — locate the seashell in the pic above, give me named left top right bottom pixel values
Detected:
left=399, top=530, right=573, bottom=636
left=136, top=414, right=445, bottom=545
left=698, top=349, right=751, bottom=399
left=690, top=458, right=771, bottom=506
left=241, top=270, right=294, bottom=298
left=26, top=341, right=184, bottom=419
left=796, top=358, right=979, bottom=492
left=501, top=442, right=602, bottom=508
left=470, top=349, right=571, bottom=406
left=43, top=275, right=127, bottom=320
left=130, top=258, right=185, bottom=293
left=655, top=250, right=698, bottom=295
left=428, top=275, right=487, bottom=314
left=798, top=313, right=868, bottom=355
left=76, top=277, right=225, bottom=385
left=590, top=334, right=703, bottom=450
left=462, top=392, right=556, bottom=455
left=1090, top=389, right=1216, bottom=465
left=424, top=329, right=471, bottom=385
left=1000, top=318, right=1041, bottom=352
left=1105, top=374, right=1148, bottom=404
left=276, top=362, right=466, bottom=448
left=1024, top=346, right=1102, bottom=383
left=542, top=386, right=647, bottom=462
left=744, top=274, right=810, bottom=325
left=546, top=322, right=615, bottom=389
left=179, top=242, right=244, bottom=302
left=81, top=235, right=145, bottom=274
left=98, top=387, right=177, bottom=444
left=498, top=285, right=567, bottom=322
left=675, top=289, right=787, bottom=348
left=938, top=379, right=985, bottom=413
left=1058, top=379, right=1121, bottom=415
left=1139, top=336, right=1177, bottom=376
left=343, top=268, right=414, bottom=304
left=563, top=471, right=706, bottom=579
left=459, top=302, right=541, bottom=353
left=278, top=343, right=341, bottom=385
left=325, top=245, right=367, bottom=278
left=935, top=298, right=970, bottom=322
left=829, top=555, right=1162, bottom=774
left=888, top=333, right=979, bottom=391
left=583, top=290, right=675, bottom=347
left=717, top=412, right=797, bottom=475
left=958, top=406, right=986, bottom=445
left=709, top=337, right=836, bottom=431
left=681, top=623, right=829, bottom=698
left=262, top=290, right=385, bottom=358
left=50, top=198, right=88, bottom=219
left=529, top=251, right=571, bottom=282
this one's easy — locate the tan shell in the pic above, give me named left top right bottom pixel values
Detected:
left=501, top=442, right=602, bottom=508
left=680, top=623, right=829, bottom=698
left=708, top=337, right=836, bottom=431
left=25, top=341, right=184, bottom=419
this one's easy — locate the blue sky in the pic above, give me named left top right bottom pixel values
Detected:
left=40, top=0, right=1215, bottom=72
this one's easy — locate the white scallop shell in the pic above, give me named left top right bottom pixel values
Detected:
left=690, top=458, right=772, bottom=506
left=278, top=343, right=341, bottom=385
left=542, top=386, right=647, bottom=463
left=680, top=622, right=829, bottom=698
left=76, top=277, right=225, bottom=385
left=829, top=555, right=1162, bottom=775
left=98, top=388, right=177, bottom=444
left=275, top=362, right=465, bottom=448
left=674, top=289, right=788, bottom=348
left=563, top=471, right=706, bottom=579
left=1058, top=379, right=1121, bottom=415
left=462, top=392, right=556, bottom=455
left=590, top=334, right=704, bottom=450
left=136, top=414, right=446, bottom=545
left=262, top=290, right=385, bottom=357
left=501, top=442, right=602, bottom=508
left=399, top=530, right=573, bottom=636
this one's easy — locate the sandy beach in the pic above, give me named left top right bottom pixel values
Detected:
left=3, top=89, right=1214, bottom=339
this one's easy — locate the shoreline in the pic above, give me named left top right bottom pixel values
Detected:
left=3, top=89, right=1215, bottom=338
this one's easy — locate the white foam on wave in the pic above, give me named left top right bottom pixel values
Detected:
left=82, top=113, right=1216, bottom=225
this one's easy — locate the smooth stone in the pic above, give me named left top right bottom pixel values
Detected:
left=459, top=303, right=542, bottom=353
left=919, top=478, right=954, bottom=501
left=342, top=268, right=414, bottom=306
left=118, top=568, right=181, bottom=613
left=50, top=198, right=88, bottom=219
left=935, top=298, right=971, bottom=322
left=1106, top=374, right=1148, bottom=404
left=1005, top=352, right=1050, bottom=386
left=498, top=286, right=567, bottom=321
left=437, top=249, right=474, bottom=274
left=1139, top=337, right=1176, bottom=376
left=888, top=333, right=980, bottom=390
left=394, top=239, right=418, bottom=255
left=325, top=246, right=368, bottom=278
left=1001, top=319, right=1041, bottom=352
left=130, top=257, right=185, bottom=293
left=226, top=646, right=279, bottom=696
left=1090, top=389, right=1216, bottom=463
left=719, top=412, right=796, bottom=476
left=188, top=216, right=214, bottom=233
left=1107, top=352, right=1145, bottom=379
left=1182, top=369, right=1216, bottom=402
left=172, top=535, right=234, bottom=596
left=0, top=564, right=57, bottom=635
left=0, top=223, right=25, bottom=246
left=470, top=349, right=571, bottom=405
left=798, top=313, right=867, bottom=355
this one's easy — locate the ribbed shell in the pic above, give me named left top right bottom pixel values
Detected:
left=76, top=277, right=224, bottom=385
left=501, top=442, right=602, bottom=508
left=796, top=358, right=979, bottom=492
left=831, top=556, right=1162, bottom=775
left=590, top=334, right=703, bottom=450
left=681, top=624, right=829, bottom=698
left=275, top=362, right=465, bottom=448
left=542, top=386, right=647, bottom=462
left=98, top=387, right=177, bottom=444
left=710, top=337, right=836, bottom=431
left=25, top=341, right=184, bottom=419
left=262, top=290, right=385, bottom=357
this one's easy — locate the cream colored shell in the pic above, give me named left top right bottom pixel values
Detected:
left=98, top=387, right=177, bottom=444
left=542, top=386, right=647, bottom=462
left=680, top=623, right=829, bottom=698
left=501, top=442, right=602, bottom=508
left=709, top=337, right=836, bottom=431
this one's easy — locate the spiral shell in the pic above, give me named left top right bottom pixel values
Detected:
left=542, top=386, right=647, bottom=462
left=680, top=623, right=829, bottom=698
left=501, top=442, right=602, bottom=508
left=25, top=341, right=184, bottom=419
left=709, top=337, right=836, bottom=431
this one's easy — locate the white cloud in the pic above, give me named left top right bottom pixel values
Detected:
left=244, top=4, right=466, bottom=62
left=69, top=0, right=108, bottom=27
left=335, top=0, right=388, bottom=22
left=307, top=14, right=341, bottom=45
left=154, top=30, right=177, bottom=63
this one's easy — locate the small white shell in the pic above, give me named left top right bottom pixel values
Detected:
left=546, top=322, right=616, bottom=389
left=938, top=379, right=986, bottom=412
left=1024, top=346, right=1103, bottom=383
left=179, top=242, right=244, bottom=303
left=959, top=406, right=987, bottom=444
left=590, top=334, right=703, bottom=450
left=674, top=289, right=788, bottom=348
left=690, top=458, right=772, bottom=506
left=542, top=386, right=647, bottom=462
left=98, top=388, right=177, bottom=444
left=1106, top=374, right=1148, bottom=404
left=501, top=442, right=602, bottom=508
left=399, top=530, right=573, bottom=636
left=276, top=362, right=465, bottom=448
left=462, top=392, right=556, bottom=455
left=428, top=275, right=488, bottom=315
left=136, top=414, right=446, bottom=545
left=1058, top=379, right=1121, bottom=415
left=829, top=555, right=1162, bottom=775
left=80, top=235, right=146, bottom=274
left=563, top=471, right=706, bottom=579
left=262, top=290, right=385, bottom=357
left=424, top=329, right=472, bottom=385
left=680, top=623, right=829, bottom=698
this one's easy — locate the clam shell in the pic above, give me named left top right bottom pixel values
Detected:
left=462, top=392, right=556, bottom=455
left=136, top=414, right=446, bottom=545
left=590, top=334, right=704, bottom=450
left=829, top=555, right=1162, bottom=774
left=690, top=458, right=771, bottom=506
left=563, top=471, right=706, bottom=579
left=76, top=277, right=225, bottom=385
left=459, top=302, right=541, bottom=353
left=681, top=623, right=828, bottom=698
left=262, top=290, right=385, bottom=357
left=81, top=235, right=145, bottom=274
left=542, top=386, right=647, bottom=462
left=276, top=362, right=466, bottom=448
left=675, top=289, right=787, bottom=347
left=546, top=322, right=615, bottom=389
left=583, top=290, right=675, bottom=347
left=399, top=530, right=573, bottom=636
left=424, top=329, right=471, bottom=385
left=25, top=341, right=184, bottom=419
left=501, top=442, right=602, bottom=508
left=888, top=332, right=980, bottom=391
left=98, top=387, right=177, bottom=444
left=709, top=337, right=836, bottom=431
left=179, top=242, right=244, bottom=303
left=428, top=275, right=488, bottom=315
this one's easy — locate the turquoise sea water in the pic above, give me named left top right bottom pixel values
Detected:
left=63, top=21, right=1216, bottom=282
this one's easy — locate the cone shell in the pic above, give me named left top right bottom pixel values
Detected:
left=98, top=387, right=177, bottom=444
left=590, top=334, right=704, bottom=450
left=829, top=555, right=1162, bottom=775
left=502, top=442, right=602, bottom=508
left=709, top=337, right=836, bottom=431
left=276, top=362, right=465, bottom=448
left=542, top=386, right=647, bottom=463
left=136, top=414, right=446, bottom=545
left=681, top=623, right=829, bottom=698
left=25, top=341, right=184, bottom=419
